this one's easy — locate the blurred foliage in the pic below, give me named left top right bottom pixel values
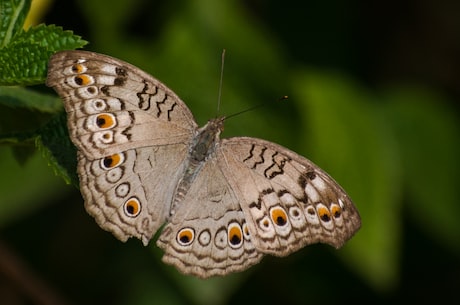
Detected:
left=0, top=0, right=459, bottom=304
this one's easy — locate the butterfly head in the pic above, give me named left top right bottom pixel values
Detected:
left=206, top=116, right=226, bottom=134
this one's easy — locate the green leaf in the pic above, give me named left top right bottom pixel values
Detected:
left=0, top=87, right=62, bottom=166
left=15, top=24, right=88, bottom=52
left=0, top=41, right=51, bottom=85
left=0, top=0, right=32, bottom=47
left=0, top=86, right=61, bottom=112
left=292, top=70, right=403, bottom=291
left=37, top=111, right=78, bottom=185
left=0, top=25, right=87, bottom=85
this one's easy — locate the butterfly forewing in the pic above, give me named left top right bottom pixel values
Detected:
left=47, top=51, right=198, bottom=244
left=46, top=51, right=197, bottom=159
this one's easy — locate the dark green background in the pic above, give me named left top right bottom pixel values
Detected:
left=1, top=0, right=459, bottom=304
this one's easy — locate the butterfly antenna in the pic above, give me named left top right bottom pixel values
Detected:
left=215, top=49, right=288, bottom=120
left=217, top=49, right=226, bottom=115
left=225, top=95, right=289, bottom=120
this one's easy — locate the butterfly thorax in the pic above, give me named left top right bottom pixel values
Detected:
left=169, top=117, right=225, bottom=216
left=189, top=117, right=225, bottom=161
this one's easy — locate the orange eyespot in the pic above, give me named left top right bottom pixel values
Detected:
left=228, top=224, right=242, bottom=247
left=270, top=207, right=288, bottom=226
left=317, top=206, right=331, bottom=222
left=331, top=204, right=342, bottom=218
left=96, top=113, right=115, bottom=129
left=101, top=132, right=112, bottom=140
left=262, top=219, right=270, bottom=228
left=177, top=228, right=194, bottom=246
left=71, top=63, right=85, bottom=74
left=74, top=74, right=92, bottom=86
left=102, top=153, right=123, bottom=169
left=124, top=198, right=141, bottom=217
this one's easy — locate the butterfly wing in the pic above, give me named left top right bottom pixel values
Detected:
left=47, top=51, right=198, bottom=244
left=46, top=50, right=198, bottom=159
left=218, top=137, right=361, bottom=256
left=157, top=157, right=263, bottom=278
left=78, top=145, right=189, bottom=245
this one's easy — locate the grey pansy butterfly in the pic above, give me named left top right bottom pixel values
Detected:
left=46, top=50, right=361, bottom=278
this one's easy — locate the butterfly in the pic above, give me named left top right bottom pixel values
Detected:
left=46, top=50, right=361, bottom=278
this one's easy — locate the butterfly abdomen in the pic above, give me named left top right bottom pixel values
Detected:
left=169, top=118, right=225, bottom=216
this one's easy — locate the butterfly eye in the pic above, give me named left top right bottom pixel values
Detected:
left=227, top=223, right=243, bottom=248
left=270, top=207, right=288, bottom=226
left=96, top=113, right=116, bottom=129
left=177, top=228, right=194, bottom=246
left=124, top=198, right=141, bottom=217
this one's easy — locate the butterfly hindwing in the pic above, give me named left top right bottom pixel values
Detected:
left=157, top=158, right=263, bottom=278
left=78, top=145, right=189, bottom=245
left=219, top=137, right=361, bottom=256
